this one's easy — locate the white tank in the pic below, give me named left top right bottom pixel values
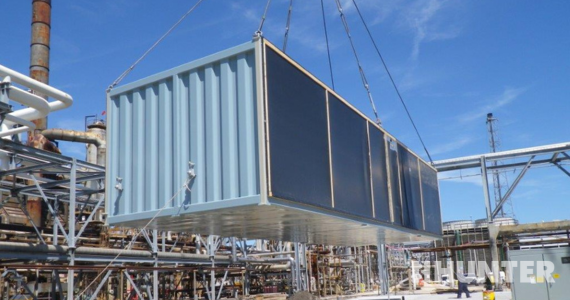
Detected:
left=442, top=220, right=475, bottom=231
left=475, top=217, right=518, bottom=228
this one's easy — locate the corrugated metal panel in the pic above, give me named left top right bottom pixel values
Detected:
left=107, top=42, right=259, bottom=219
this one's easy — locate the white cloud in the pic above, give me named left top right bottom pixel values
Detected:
left=231, top=2, right=261, bottom=24
left=429, top=136, right=474, bottom=156
left=402, top=0, right=461, bottom=60
left=458, top=87, right=527, bottom=124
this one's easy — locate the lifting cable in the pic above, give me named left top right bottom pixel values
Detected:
left=107, top=0, right=205, bottom=92
left=320, top=0, right=335, bottom=90
left=351, top=0, right=434, bottom=164
left=282, top=0, right=294, bottom=52
left=255, top=0, right=273, bottom=37
left=334, top=0, right=381, bottom=126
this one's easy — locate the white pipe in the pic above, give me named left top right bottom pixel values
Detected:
left=6, top=84, right=51, bottom=114
left=2, top=76, right=51, bottom=126
left=0, top=65, right=73, bottom=107
left=0, top=114, right=36, bottom=138
left=0, top=65, right=73, bottom=126
left=6, top=85, right=50, bottom=123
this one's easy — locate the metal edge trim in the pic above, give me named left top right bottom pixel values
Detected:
left=110, top=41, right=257, bottom=96
left=396, top=145, right=404, bottom=225
left=104, top=91, right=112, bottom=220
left=259, top=38, right=272, bottom=202
left=326, top=91, right=335, bottom=208
left=254, top=37, right=268, bottom=205
left=267, top=196, right=441, bottom=240
left=418, top=158, right=426, bottom=230
left=385, top=135, right=395, bottom=223
left=367, top=121, right=375, bottom=218
left=107, top=195, right=262, bottom=225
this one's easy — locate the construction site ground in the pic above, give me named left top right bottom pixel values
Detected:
left=254, top=285, right=512, bottom=300
left=387, top=291, right=511, bottom=299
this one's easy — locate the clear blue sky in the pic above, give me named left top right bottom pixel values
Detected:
left=2, top=0, right=569, bottom=224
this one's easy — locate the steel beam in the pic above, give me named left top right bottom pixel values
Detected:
left=434, top=141, right=570, bottom=171
left=1, top=270, right=38, bottom=300
left=67, top=161, right=76, bottom=300
left=14, top=173, right=104, bottom=194
left=0, top=162, right=60, bottom=177
left=488, top=156, right=569, bottom=171
left=554, top=162, right=570, bottom=178
left=30, top=175, right=69, bottom=240
left=216, top=270, right=228, bottom=300
left=491, top=155, right=535, bottom=218
left=123, top=271, right=145, bottom=300
left=74, top=196, right=104, bottom=242
left=480, top=157, right=493, bottom=221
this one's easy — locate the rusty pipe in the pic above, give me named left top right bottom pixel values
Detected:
left=42, top=129, right=106, bottom=165
left=30, top=0, right=52, bottom=130
left=42, top=128, right=105, bottom=148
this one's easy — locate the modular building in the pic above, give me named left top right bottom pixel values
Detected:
left=106, top=38, right=442, bottom=245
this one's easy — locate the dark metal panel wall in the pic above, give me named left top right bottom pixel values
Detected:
left=265, top=47, right=332, bottom=208
left=328, top=93, right=373, bottom=218
left=368, top=123, right=391, bottom=222
left=420, top=162, right=442, bottom=234
left=398, top=144, right=424, bottom=231
left=263, top=41, right=441, bottom=237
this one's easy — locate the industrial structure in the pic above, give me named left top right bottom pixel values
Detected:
left=0, top=33, right=442, bottom=300
left=1, top=2, right=569, bottom=300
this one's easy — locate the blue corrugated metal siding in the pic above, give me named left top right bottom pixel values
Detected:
left=108, top=43, right=259, bottom=218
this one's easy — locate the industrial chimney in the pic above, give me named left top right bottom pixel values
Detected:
left=30, top=0, right=51, bottom=130
left=26, top=0, right=53, bottom=228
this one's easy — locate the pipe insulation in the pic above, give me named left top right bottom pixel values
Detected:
left=2, top=115, right=37, bottom=137
left=0, top=64, right=73, bottom=127
left=0, top=241, right=231, bottom=263
left=0, top=75, right=51, bottom=137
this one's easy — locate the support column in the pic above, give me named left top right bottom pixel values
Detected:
left=481, top=156, right=502, bottom=291
left=481, top=156, right=493, bottom=221
left=119, top=272, right=124, bottom=300
left=207, top=236, right=217, bottom=300
left=67, top=159, right=77, bottom=300
left=192, top=271, right=197, bottom=300
left=489, top=224, right=502, bottom=291
left=231, top=237, right=237, bottom=263
left=294, top=242, right=301, bottom=292
left=153, top=230, right=159, bottom=300
left=447, top=249, right=454, bottom=289
left=377, top=243, right=388, bottom=295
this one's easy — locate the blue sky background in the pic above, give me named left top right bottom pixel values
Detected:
left=2, top=0, right=569, bottom=224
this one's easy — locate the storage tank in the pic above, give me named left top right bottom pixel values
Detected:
left=106, top=38, right=442, bottom=246
left=442, top=220, right=475, bottom=231
left=475, top=217, right=518, bottom=228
